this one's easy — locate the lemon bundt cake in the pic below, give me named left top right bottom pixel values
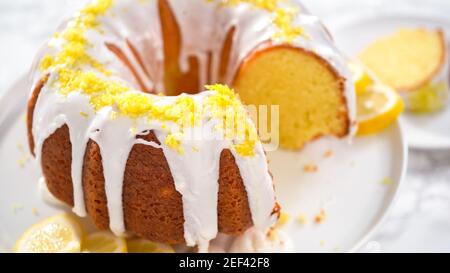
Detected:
left=359, top=28, right=449, bottom=112
left=27, top=0, right=354, bottom=251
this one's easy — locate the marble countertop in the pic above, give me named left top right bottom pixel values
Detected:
left=1, top=0, right=450, bottom=253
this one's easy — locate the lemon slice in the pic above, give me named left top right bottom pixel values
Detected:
left=82, top=231, right=127, bottom=253
left=349, top=62, right=374, bottom=95
left=127, top=238, right=175, bottom=253
left=13, top=213, right=83, bottom=253
left=357, top=84, right=404, bottom=136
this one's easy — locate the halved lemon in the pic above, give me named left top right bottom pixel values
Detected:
left=357, top=84, right=404, bottom=136
left=126, top=238, right=175, bottom=253
left=82, top=231, right=127, bottom=253
left=349, top=62, right=374, bottom=95
left=13, top=213, right=83, bottom=253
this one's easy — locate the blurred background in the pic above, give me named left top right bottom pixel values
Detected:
left=1, top=0, right=450, bottom=252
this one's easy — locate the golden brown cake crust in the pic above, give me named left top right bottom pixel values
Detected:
left=218, top=149, right=253, bottom=235
left=122, top=132, right=185, bottom=243
left=41, top=125, right=74, bottom=206
left=82, top=139, right=110, bottom=230
left=81, top=131, right=255, bottom=243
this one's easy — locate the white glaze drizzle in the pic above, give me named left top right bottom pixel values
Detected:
left=88, top=108, right=137, bottom=235
left=155, top=122, right=224, bottom=252
left=30, top=0, right=355, bottom=250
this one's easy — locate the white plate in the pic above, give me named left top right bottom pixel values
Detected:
left=316, top=0, right=450, bottom=150
left=270, top=130, right=406, bottom=252
left=0, top=75, right=407, bottom=253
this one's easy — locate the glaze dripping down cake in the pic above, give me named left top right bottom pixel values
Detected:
left=27, top=0, right=355, bottom=251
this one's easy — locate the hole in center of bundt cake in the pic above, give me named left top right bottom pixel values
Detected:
left=105, top=0, right=237, bottom=97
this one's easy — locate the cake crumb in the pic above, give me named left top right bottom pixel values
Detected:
left=192, top=146, right=199, bottom=152
left=380, top=177, right=392, bottom=186
left=32, top=207, right=39, bottom=216
left=320, top=240, right=326, bottom=247
left=18, top=158, right=26, bottom=168
left=296, top=213, right=308, bottom=225
left=323, top=149, right=334, bottom=158
left=17, top=141, right=24, bottom=151
left=17, top=156, right=29, bottom=168
left=79, top=111, right=89, bottom=119
left=267, top=228, right=281, bottom=241
left=314, top=209, right=327, bottom=224
left=276, top=212, right=290, bottom=228
left=303, top=164, right=318, bottom=173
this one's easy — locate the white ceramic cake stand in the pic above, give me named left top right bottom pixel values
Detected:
left=316, top=0, right=450, bottom=150
left=0, top=75, right=407, bottom=253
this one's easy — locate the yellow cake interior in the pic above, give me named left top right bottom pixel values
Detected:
left=359, top=28, right=445, bottom=92
left=233, top=46, right=349, bottom=149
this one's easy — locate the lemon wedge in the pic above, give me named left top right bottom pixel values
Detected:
left=127, top=238, right=175, bottom=253
left=82, top=231, right=127, bottom=253
left=13, top=213, right=83, bottom=253
left=349, top=62, right=374, bottom=95
left=357, top=84, right=404, bottom=136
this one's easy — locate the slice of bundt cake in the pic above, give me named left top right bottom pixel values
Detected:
left=359, top=28, right=449, bottom=112
left=234, top=44, right=351, bottom=149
